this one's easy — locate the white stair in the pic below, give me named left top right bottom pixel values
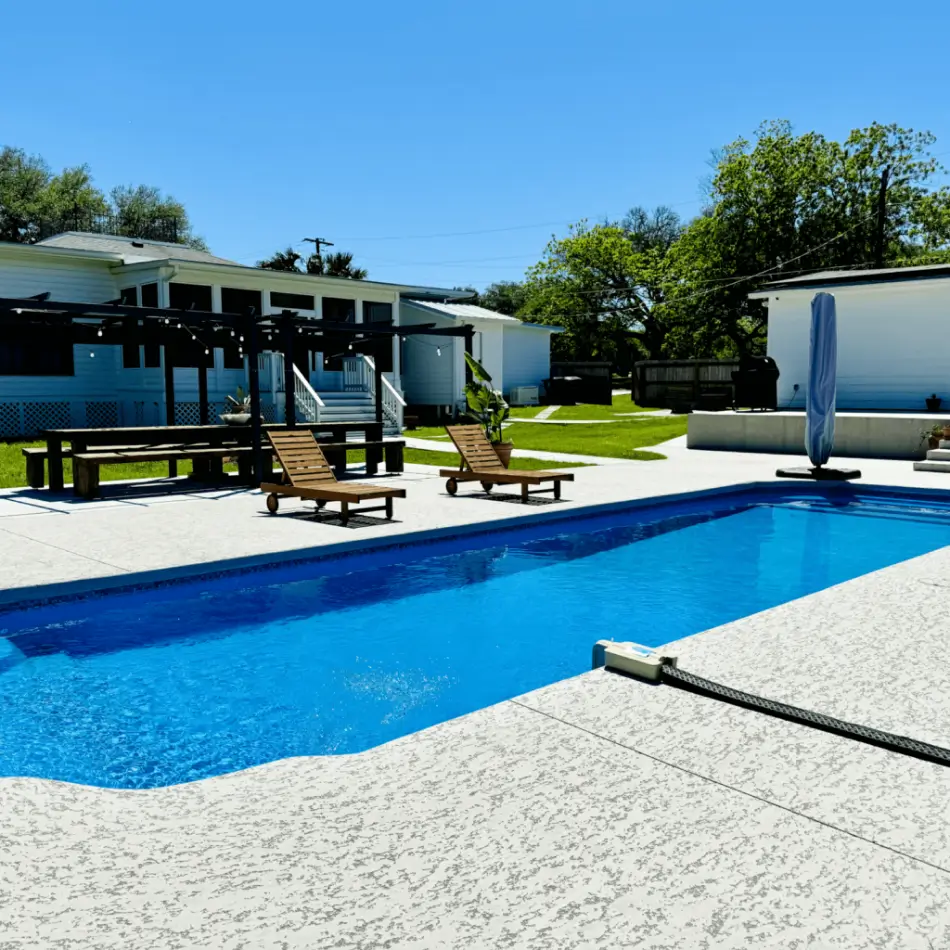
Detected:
left=913, top=440, right=950, bottom=472
left=313, top=392, right=400, bottom=435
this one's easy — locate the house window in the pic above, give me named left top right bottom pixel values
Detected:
left=140, top=283, right=158, bottom=308
left=363, top=301, right=392, bottom=325
left=0, top=337, right=75, bottom=376
left=168, top=339, right=214, bottom=369
left=123, top=342, right=141, bottom=369
left=222, top=344, right=244, bottom=370
left=221, top=287, right=262, bottom=315
left=119, top=287, right=138, bottom=307
left=322, top=297, right=355, bottom=323
left=271, top=291, right=315, bottom=311
left=169, top=282, right=213, bottom=312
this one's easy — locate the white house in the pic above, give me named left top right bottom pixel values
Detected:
left=753, top=263, right=950, bottom=412
left=0, top=233, right=473, bottom=437
left=399, top=300, right=559, bottom=415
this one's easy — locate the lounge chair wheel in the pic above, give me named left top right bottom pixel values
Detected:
left=316, top=500, right=327, bottom=509
left=446, top=478, right=458, bottom=495
left=266, top=493, right=279, bottom=514
left=480, top=481, right=494, bottom=493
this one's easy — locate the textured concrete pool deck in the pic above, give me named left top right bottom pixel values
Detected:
left=3, top=442, right=950, bottom=947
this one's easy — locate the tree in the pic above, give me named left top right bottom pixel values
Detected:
left=478, top=281, right=529, bottom=316
left=0, top=147, right=52, bottom=243
left=306, top=250, right=367, bottom=279
left=257, top=247, right=368, bottom=279
left=669, top=121, right=950, bottom=355
left=521, top=207, right=682, bottom=366
left=0, top=144, right=206, bottom=248
left=258, top=247, right=304, bottom=271
left=110, top=184, right=206, bottom=250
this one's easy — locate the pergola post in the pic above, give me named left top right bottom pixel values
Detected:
left=163, top=345, right=176, bottom=425
left=463, top=325, right=475, bottom=384
left=281, top=310, right=296, bottom=426
left=374, top=349, right=383, bottom=426
left=197, top=359, right=209, bottom=425
left=247, top=311, right=263, bottom=484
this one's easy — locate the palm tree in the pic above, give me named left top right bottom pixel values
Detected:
left=257, top=247, right=304, bottom=271
left=306, top=250, right=368, bottom=279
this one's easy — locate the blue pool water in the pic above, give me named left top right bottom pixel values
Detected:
left=3, top=486, right=950, bottom=788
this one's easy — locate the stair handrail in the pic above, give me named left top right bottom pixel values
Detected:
left=291, top=362, right=324, bottom=422
left=361, top=355, right=406, bottom=429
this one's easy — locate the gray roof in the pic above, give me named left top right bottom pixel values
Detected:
left=36, top=232, right=238, bottom=266
left=402, top=300, right=557, bottom=330
left=760, top=262, right=950, bottom=291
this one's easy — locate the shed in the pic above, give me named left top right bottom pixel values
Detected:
left=752, top=263, right=950, bottom=411
left=398, top=301, right=559, bottom=411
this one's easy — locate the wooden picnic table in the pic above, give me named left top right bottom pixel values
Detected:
left=39, top=421, right=385, bottom=492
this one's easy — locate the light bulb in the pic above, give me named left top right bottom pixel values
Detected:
left=437, top=347, right=441, bottom=356
left=89, top=352, right=95, bottom=358
left=164, top=318, right=169, bottom=324
left=97, top=329, right=103, bottom=337
left=205, top=348, right=210, bottom=355
left=348, top=344, right=353, bottom=351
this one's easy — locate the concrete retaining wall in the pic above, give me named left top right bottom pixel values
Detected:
left=687, top=411, right=942, bottom=461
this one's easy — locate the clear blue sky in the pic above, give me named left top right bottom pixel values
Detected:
left=4, top=0, right=949, bottom=290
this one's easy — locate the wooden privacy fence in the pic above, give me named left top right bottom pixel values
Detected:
left=635, top=359, right=739, bottom=411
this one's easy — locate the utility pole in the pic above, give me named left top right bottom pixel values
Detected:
left=303, top=236, right=334, bottom=273
left=874, top=166, right=890, bottom=268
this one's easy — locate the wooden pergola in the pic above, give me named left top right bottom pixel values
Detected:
left=0, top=294, right=475, bottom=481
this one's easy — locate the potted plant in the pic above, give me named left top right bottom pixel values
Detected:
left=927, top=394, right=943, bottom=412
left=220, top=387, right=253, bottom=425
left=925, top=423, right=945, bottom=450
left=462, top=352, right=512, bottom=467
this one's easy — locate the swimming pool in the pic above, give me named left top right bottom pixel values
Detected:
left=3, top=485, right=950, bottom=789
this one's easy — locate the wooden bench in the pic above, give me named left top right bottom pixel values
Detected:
left=73, top=446, right=251, bottom=499
left=23, top=446, right=73, bottom=489
left=318, top=440, right=405, bottom=478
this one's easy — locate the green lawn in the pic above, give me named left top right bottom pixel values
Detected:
left=403, top=448, right=586, bottom=470
left=547, top=394, right=661, bottom=420
left=407, top=411, right=685, bottom=461
left=503, top=416, right=683, bottom=460
left=0, top=440, right=202, bottom=489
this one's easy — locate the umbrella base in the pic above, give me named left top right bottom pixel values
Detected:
left=776, top=466, right=861, bottom=481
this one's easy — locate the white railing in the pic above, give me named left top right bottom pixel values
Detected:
left=342, top=355, right=370, bottom=392
left=362, top=355, right=406, bottom=430
left=292, top=363, right=324, bottom=423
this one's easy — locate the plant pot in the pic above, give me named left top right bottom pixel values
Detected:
left=942, top=425, right=950, bottom=441
left=220, top=413, right=252, bottom=426
left=493, top=441, right=514, bottom=468
left=930, top=435, right=941, bottom=450
left=927, top=395, right=943, bottom=412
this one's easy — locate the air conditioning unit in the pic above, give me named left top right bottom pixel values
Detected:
left=509, top=386, right=539, bottom=406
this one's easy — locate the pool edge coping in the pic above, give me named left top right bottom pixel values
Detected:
left=3, top=478, right=949, bottom=613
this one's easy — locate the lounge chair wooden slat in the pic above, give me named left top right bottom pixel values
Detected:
left=441, top=425, right=574, bottom=503
left=262, top=429, right=404, bottom=524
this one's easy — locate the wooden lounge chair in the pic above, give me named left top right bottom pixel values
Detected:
left=262, top=430, right=406, bottom=525
left=440, top=425, right=574, bottom=502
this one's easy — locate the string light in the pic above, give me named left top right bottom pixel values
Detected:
left=437, top=347, right=441, bottom=356
left=97, top=329, right=103, bottom=337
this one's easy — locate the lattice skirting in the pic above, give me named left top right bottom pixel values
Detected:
left=0, top=400, right=121, bottom=438
left=174, top=402, right=228, bottom=426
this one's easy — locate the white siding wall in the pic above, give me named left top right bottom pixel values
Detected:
left=501, top=324, right=553, bottom=395
left=399, top=305, right=457, bottom=405
left=473, top=322, right=504, bottom=391
left=767, top=279, right=950, bottom=410
left=0, top=253, right=118, bottom=304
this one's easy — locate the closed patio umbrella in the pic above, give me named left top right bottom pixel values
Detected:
left=805, top=292, right=837, bottom=468
left=776, top=291, right=860, bottom=480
